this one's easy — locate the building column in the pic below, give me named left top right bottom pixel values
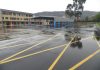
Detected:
left=10, top=22, right=13, bottom=32
left=24, top=22, right=26, bottom=28
left=17, top=22, right=20, bottom=28
left=58, top=22, right=60, bottom=28
left=3, top=22, right=6, bottom=33
left=54, top=21, right=56, bottom=28
left=20, top=22, right=22, bottom=28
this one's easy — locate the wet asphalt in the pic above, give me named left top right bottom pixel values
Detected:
left=0, top=28, right=100, bottom=70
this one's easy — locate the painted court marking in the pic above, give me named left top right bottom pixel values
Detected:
left=0, top=36, right=92, bottom=50
left=0, top=36, right=92, bottom=64
left=48, top=35, right=76, bottom=70
left=69, top=49, right=100, bottom=70
left=69, top=36, right=100, bottom=70
left=0, top=34, right=60, bottom=63
left=0, top=39, right=47, bottom=50
left=0, top=44, right=66, bottom=64
left=0, top=35, right=44, bottom=47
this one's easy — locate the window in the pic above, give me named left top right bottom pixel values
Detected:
left=20, top=18, right=22, bottom=20
left=17, top=18, right=19, bottom=20
left=8, top=12, right=12, bottom=15
left=5, top=17, right=8, bottom=19
left=13, top=13, right=16, bottom=16
left=2, top=17, right=4, bottom=19
left=18, top=13, right=20, bottom=16
left=10, top=17, right=16, bottom=20
left=24, top=18, right=28, bottom=20
left=26, top=14, right=28, bottom=17
left=2, top=12, right=6, bottom=15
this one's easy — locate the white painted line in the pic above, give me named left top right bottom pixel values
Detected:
left=0, top=35, right=92, bottom=64
left=0, top=33, right=60, bottom=62
left=0, top=35, right=48, bottom=47
left=0, top=40, right=42, bottom=50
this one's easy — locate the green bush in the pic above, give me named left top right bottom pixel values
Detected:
left=93, top=12, right=100, bottom=21
left=96, top=23, right=100, bottom=27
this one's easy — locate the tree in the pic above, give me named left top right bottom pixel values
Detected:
left=93, top=12, right=100, bottom=21
left=65, top=0, right=86, bottom=20
left=65, top=0, right=86, bottom=33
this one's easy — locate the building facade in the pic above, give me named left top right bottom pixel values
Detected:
left=0, top=9, right=33, bottom=28
left=32, top=17, right=54, bottom=26
left=53, top=17, right=74, bottom=28
left=0, top=9, right=74, bottom=29
left=32, top=16, right=74, bottom=28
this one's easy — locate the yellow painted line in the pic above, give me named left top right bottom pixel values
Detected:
left=48, top=35, right=76, bottom=70
left=0, top=44, right=66, bottom=64
left=0, top=36, right=91, bottom=64
left=69, top=49, right=100, bottom=70
left=0, top=34, right=60, bottom=62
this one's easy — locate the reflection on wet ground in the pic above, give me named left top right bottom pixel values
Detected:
left=53, top=35, right=100, bottom=70
left=71, top=41, right=83, bottom=49
left=0, top=27, right=100, bottom=70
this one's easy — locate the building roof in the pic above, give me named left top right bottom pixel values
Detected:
left=33, top=16, right=74, bottom=22
left=54, top=17, right=74, bottom=22
left=33, top=16, right=54, bottom=20
left=0, top=9, right=33, bottom=15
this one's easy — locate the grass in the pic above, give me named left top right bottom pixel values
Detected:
left=96, top=23, right=100, bottom=27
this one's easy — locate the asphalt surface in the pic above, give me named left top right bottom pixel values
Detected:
left=0, top=29, right=100, bottom=70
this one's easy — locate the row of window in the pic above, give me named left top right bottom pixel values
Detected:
left=2, top=11, right=32, bottom=17
left=2, top=17, right=31, bottom=21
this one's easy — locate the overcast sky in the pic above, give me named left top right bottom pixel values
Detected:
left=0, top=0, right=100, bottom=13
